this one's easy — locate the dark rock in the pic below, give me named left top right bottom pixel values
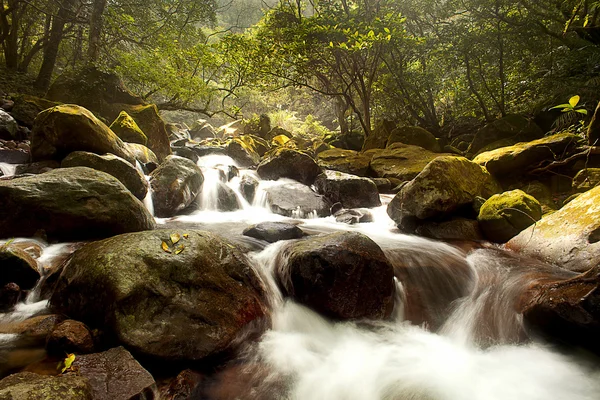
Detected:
left=14, top=160, right=59, bottom=175
left=0, top=109, right=18, bottom=140
left=10, top=95, right=61, bottom=127
left=189, top=145, right=227, bottom=158
left=369, top=143, right=448, bottom=181
left=227, top=139, right=260, bottom=167
left=150, top=155, right=204, bottom=217
left=46, top=320, right=95, bottom=356
left=468, top=114, right=544, bottom=155
left=0, top=167, right=156, bottom=241
left=276, top=232, right=395, bottom=320
left=387, top=126, right=441, bottom=152
left=264, top=182, right=331, bottom=218
left=0, top=314, right=64, bottom=340
left=109, top=111, right=148, bottom=145
left=50, top=230, right=268, bottom=362
left=172, top=146, right=200, bottom=164
left=215, top=184, right=240, bottom=211
left=240, top=175, right=259, bottom=204
left=0, top=283, right=21, bottom=312
left=314, top=170, right=381, bottom=209
left=166, top=123, right=191, bottom=142
left=0, top=245, right=39, bottom=290
left=160, top=369, right=204, bottom=400
left=415, top=218, right=483, bottom=241
left=362, top=120, right=396, bottom=151
left=190, top=120, right=217, bottom=141
left=316, top=148, right=372, bottom=176
left=0, top=149, right=29, bottom=164
left=572, top=168, right=600, bottom=192
left=243, top=222, right=304, bottom=243
left=370, top=178, right=392, bottom=193
left=257, top=149, right=322, bottom=185
left=0, top=372, right=92, bottom=399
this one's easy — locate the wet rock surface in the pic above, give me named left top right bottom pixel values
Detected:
left=0, top=372, right=92, bottom=399
left=257, top=149, right=322, bottom=185
left=264, top=182, right=331, bottom=218
left=314, top=170, right=381, bottom=209
left=243, top=222, right=305, bottom=243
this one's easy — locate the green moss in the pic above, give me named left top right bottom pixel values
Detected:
left=109, top=111, right=148, bottom=145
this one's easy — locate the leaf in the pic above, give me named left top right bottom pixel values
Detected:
left=161, top=241, right=172, bottom=253
left=549, top=103, right=571, bottom=110
left=576, top=109, right=588, bottom=115
left=183, top=233, right=189, bottom=239
left=170, top=233, right=181, bottom=245
left=569, top=95, right=580, bottom=108
left=175, top=244, right=185, bottom=254
left=60, top=353, right=76, bottom=373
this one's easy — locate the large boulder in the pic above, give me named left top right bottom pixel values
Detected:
left=264, top=182, right=331, bottom=218
left=387, top=126, right=441, bottom=152
left=387, top=156, right=501, bottom=229
left=0, top=167, right=155, bottom=241
left=227, top=138, right=260, bottom=167
left=30, top=104, right=135, bottom=164
left=473, top=133, right=581, bottom=177
left=243, top=222, right=304, bottom=243
left=316, top=148, right=372, bottom=176
left=0, top=372, right=92, bottom=399
left=109, top=111, right=148, bottom=145
left=314, top=170, right=381, bottom=209
left=0, top=245, right=40, bottom=290
left=468, top=114, right=544, bottom=155
left=276, top=232, right=395, bottom=320
left=149, top=155, right=204, bottom=217
left=9, top=95, right=61, bottom=127
left=50, top=230, right=268, bottom=362
left=362, top=120, right=396, bottom=151
left=478, top=189, right=542, bottom=243
left=124, top=143, right=159, bottom=165
left=120, top=104, right=172, bottom=161
left=257, top=149, right=322, bottom=185
left=506, top=185, right=600, bottom=272
left=61, top=151, right=148, bottom=200
left=369, top=143, right=448, bottom=181
left=0, top=109, right=18, bottom=140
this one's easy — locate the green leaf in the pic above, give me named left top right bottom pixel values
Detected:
left=569, top=95, right=580, bottom=108
left=575, top=109, right=588, bottom=115
left=550, top=104, right=571, bottom=110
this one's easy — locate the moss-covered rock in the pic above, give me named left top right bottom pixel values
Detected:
left=227, top=137, right=261, bottom=167
left=109, top=111, right=148, bottom=145
left=478, top=189, right=542, bottom=243
left=30, top=104, right=135, bottom=164
left=572, top=168, right=600, bottom=192
left=124, top=142, right=159, bottom=165
left=506, top=185, right=600, bottom=272
left=120, top=104, right=172, bottom=162
left=473, top=133, right=581, bottom=177
left=257, top=149, right=322, bottom=185
left=511, top=180, right=557, bottom=213
left=362, top=120, right=396, bottom=151
left=9, top=95, right=61, bottom=127
left=468, top=114, right=544, bottom=155
left=370, top=143, right=448, bottom=182
left=387, top=126, right=441, bottom=152
left=316, top=148, right=372, bottom=176
left=0, top=372, right=92, bottom=399
left=50, top=230, right=268, bottom=362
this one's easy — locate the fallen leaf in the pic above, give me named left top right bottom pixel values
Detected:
left=175, top=244, right=185, bottom=255
left=60, top=353, right=76, bottom=373
left=161, top=241, right=172, bottom=253
left=183, top=233, right=189, bottom=239
left=170, top=233, right=181, bottom=244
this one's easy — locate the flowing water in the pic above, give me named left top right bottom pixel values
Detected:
left=0, top=162, right=16, bottom=178
left=1, top=157, right=600, bottom=399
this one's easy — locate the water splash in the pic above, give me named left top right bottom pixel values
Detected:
left=0, top=162, right=17, bottom=178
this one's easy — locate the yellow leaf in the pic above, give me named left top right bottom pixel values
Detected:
left=175, top=244, right=185, bottom=255
left=161, top=241, right=172, bottom=253
left=170, top=233, right=181, bottom=245
left=183, top=233, right=189, bottom=239
left=60, top=353, right=76, bottom=373
left=569, top=95, right=580, bottom=108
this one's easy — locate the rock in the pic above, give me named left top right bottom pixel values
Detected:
left=371, top=177, right=393, bottom=193
left=30, top=104, right=135, bottom=164
left=189, top=145, right=227, bottom=158
left=506, top=185, right=600, bottom=272
left=46, top=320, right=95, bottom=356
left=0, top=109, right=18, bottom=140
left=14, top=161, right=59, bottom=175
left=0, top=245, right=39, bottom=290
left=276, top=232, right=395, bottom=320
left=257, top=149, right=322, bottom=185
left=468, top=114, right=544, bottom=155
left=415, top=218, right=483, bottom=241
left=215, top=183, right=241, bottom=211
left=443, top=145, right=463, bottom=155
left=172, top=146, right=200, bottom=164
left=474, top=138, right=517, bottom=156
left=587, top=101, right=600, bottom=146
left=512, top=180, right=557, bottom=213
left=160, top=369, right=204, bottom=400
left=190, top=120, right=217, bottom=141
left=109, top=111, right=148, bottom=145
left=166, top=123, right=190, bottom=142
left=0, top=283, right=21, bottom=312
left=50, top=230, right=268, bottom=362
left=387, top=156, right=501, bottom=228
left=120, top=104, right=172, bottom=161
left=266, top=126, right=291, bottom=141
left=67, top=347, right=156, bottom=400
left=0, top=314, right=64, bottom=340
left=61, top=151, right=148, bottom=200
left=124, top=142, right=159, bottom=165
left=0, top=372, right=92, bottom=399
left=0, top=148, right=29, bottom=164
left=362, top=120, right=396, bottom=151
left=333, top=208, right=374, bottom=224
left=473, top=133, right=581, bottom=177
left=478, top=190, right=542, bottom=243
left=240, top=174, right=259, bottom=204
left=572, top=168, right=600, bottom=192
left=243, top=222, right=304, bottom=243
left=9, top=95, right=61, bottom=127
left=0, top=167, right=155, bottom=241
left=314, top=170, right=381, bottom=209
left=387, top=126, right=441, bottom=152
left=316, top=148, right=372, bottom=176
left=227, top=139, right=260, bottom=167
left=150, top=155, right=204, bottom=217
left=369, top=143, right=448, bottom=181
left=264, top=182, right=331, bottom=218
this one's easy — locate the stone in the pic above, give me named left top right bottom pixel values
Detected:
left=478, top=190, right=543, bottom=243
left=264, top=182, right=331, bottom=218
left=512, top=180, right=557, bottom=213
left=30, top=104, right=136, bottom=164
left=243, top=222, right=305, bottom=243
left=276, top=232, right=395, bottom=320
left=166, top=123, right=191, bottom=142
left=0, top=283, right=20, bottom=312
left=0, top=245, right=40, bottom=290
left=14, top=161, right=59, bottom=175
left=257, top=149, right=322, bottom=185
left=46, top=320, right=95, bottom=356
left=0, top=314, right=64, bottom=339
left=369, top=143, right=448, bottom=181
left=214, top=183, right=241, bottom=212
left=415, top=218, right=483, bottom=241
left=506, top=185, right=600, bottom=272
left=61, top=151, right=148, bottom=200
left=362, top=120, right=396, bottom=151
left=227, top=139, right=260, bottom=167
left=240, top=174, right=259, bottom=204
left=50, top=230, right=268, bottom=362
left=150, top=155, right=204, bottom=217
left=314, top=170, right=381, bottom=209
left=0, top=149, right=29, bottom=164
left=109, top=111, right=148, bottom=145
left=190, top=120, right=217, bottom=141
left=160, top=369, right=204, bottom=400
left=10, top=95, right=61, bottom=127
left=120, top=104, right=172, bottom=161
left=124, top=142, right=159, bottom=165
left=0, top=372, right=92, bottom=399
left=468, top=114, right=544, bottom=155
left=172, top=146, right=200, bottom=164
left=572, top=168, right=600, bottom=192
left=333, top=208, right=374, bottom=224
left=0, top=167, right=155, bottom=241
left=387, top=126, right=441, bottom=152
left=0, top=109, right=18, bottom=140
left=316, top=148, right=372, bottom=176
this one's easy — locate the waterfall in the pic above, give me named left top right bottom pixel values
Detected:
left=0, top=163, right=16, bottom=178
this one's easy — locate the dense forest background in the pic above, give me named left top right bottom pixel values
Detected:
left=1, top=0, right=599, bottom=139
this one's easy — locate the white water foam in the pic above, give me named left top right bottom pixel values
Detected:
left=0, top=162, right=17, bottom=177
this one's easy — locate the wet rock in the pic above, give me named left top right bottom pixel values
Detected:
left=240, top=175, right=259, bottom=203
left=109, top=111, right=148, bottom=145
left=0, top=109, right=18, bottom=140
left=9, top=95, right=61, bottom=127
left=257, top=149, right=322, bottom=185
left=0, top=148, right=29, bottom=164
left=276, top=232, right=395, bottom=320
left=0, top=283, right=21, bottom=312
left=67, top=347, right=156, bottom=400
left=415, top=218, right=483, bottom=241
left=61, top=151, right=148, bottom=200
left=572, top=168, right=600, bottom=192
left=0, top=314, right=64, bottom=340
left=120, top=104, right=172, bottom=162
left=316, top=148, right=372, bottom=176
left=243, top=222, right=304, bottom=243
left=150, top=155, right=204, bottom=217
left=369, top=143, right=448, bottom=181
left=314, top=170, right=381, bottom=209
left=0, top=245, right=40, bottom=290
left=478, top=190, right=542, bottom=243
left=214, top=183, right=240, bottom=211
left=172, top=146, right=200, bottom=164
left=227, top=139, right=260, bottom=167
left=160, top=369, right=204, bottom=400
left=0, top=167, right=155, bottom=241
left=124, top=142, right=159, bottom=165
left=387, top=156, right=501, bottom=229
left=190, top=119, right=216, bottom=141
left=46, top=320, right=95, bottom=356
left=512, top=180, right=557, bottom=213
left=50, top=230, right=268, bottom=362
left=506, top=185, right=600, bottom=272
left=14, top=160, right=59, bottom=175
left=371, top=177, right=393, bottom=193
left=264, top=182, right=331, bottom=218
left=166, top=123, right=191, bottom=142
left=190, top=145, right=227, bottom=158
left=30, top=104, right=135, bottom=164
left=333, top=208, right=374, bottom=224
left=387, top=126, right=441, bottom=152
left=0, top=372, right=92, bottom=399
left=468, top=114, right=544, bottom=155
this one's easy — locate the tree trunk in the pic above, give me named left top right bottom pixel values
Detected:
left=335, top=96, right=350, bottom=136
left=87, top=0, right=107, bottom=62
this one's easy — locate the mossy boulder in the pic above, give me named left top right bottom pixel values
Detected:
left=61, top=151, right=148, bottom=200
left=50, top=230, right=268, bottom=362
left=478, top=190, right=542, bottom=243
left=387, top=156, right=501, bottom=229
left=362, top=120, right=396, bottom=151
left=316, top=148, right=372, bottom=176
left=387, top=126, right=441, bottom=152
left=120, top=104, right=172, bottom=162
left=0, top=372, right=92, bottom=399
left=506, top=185, right=600, bottom=272
left=314, top=170, right=381, bottom=209
left=572, top=168, right=600, bottom=192
left=257, top=149, right=322, bottom=185
left=109, top=111, right=148, bottom=145
left=124, top=143, right=159, bottom=165
left=227, top=138, right=261, bottom=167
left=473, top=133, right=581, bottom=177
left=9, top=95, right=61, bottom=127
left=0, top=167, right=156, bottom=241
left=369, top=143, right=448, bottom=182
left=468, top=114, right=544, bottom=155
left=30, top=104, right=136, bottom=164
left=512, top=180, right=557, bottom=213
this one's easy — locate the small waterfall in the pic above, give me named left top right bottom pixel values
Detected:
left=135, top=161, right=155, bottom=216
left=0, top=163, right=17, bottom=178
